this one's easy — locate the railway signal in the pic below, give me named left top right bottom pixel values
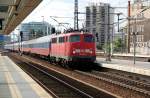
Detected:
left=20, top=31, right=23, bottom=41
left=0, top=19, right=3, bottom=30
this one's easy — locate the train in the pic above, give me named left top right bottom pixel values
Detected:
left=5, top=31, right=96, bottom=68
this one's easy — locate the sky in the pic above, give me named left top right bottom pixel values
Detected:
left=22, top=0, right=129, bottom=29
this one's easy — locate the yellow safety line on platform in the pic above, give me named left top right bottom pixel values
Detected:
left=4, top=56, right=52, bottom=98
left=0, top=54, right=22, bottom=98
left=5, top=71, right=23, bottom=98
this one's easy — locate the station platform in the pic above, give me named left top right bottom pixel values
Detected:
left=0, top=53, right=52, bottom=98
left=97, top=58, right=150, bottom=76
left=97, top=52, right=150, bottom=58
left=112, top=53, right=150, bottom=58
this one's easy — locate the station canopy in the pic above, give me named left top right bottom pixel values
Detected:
left=0, top=0, right=42, bottom=35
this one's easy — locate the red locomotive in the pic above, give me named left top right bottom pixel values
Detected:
left=5, top=31, right=96, bottom=67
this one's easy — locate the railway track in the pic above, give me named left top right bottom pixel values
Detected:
left=8, top=53, right=116, bottom=98
left=76, top=70, right=150, bottom=97
left=7, top=52, right=150, bottom=98
left=92, top=71, right=150, bottom=91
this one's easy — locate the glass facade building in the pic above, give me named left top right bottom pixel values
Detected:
left=20, top=22, right=53, bottom=41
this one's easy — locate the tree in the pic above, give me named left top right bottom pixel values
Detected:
left=114, top=38, right=124, bottom=52
left=102, top=43, right=111, bottom=53
left=96, top=44, right=102, bottom=50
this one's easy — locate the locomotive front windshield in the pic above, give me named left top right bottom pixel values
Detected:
left=84, top=35, right=94, bottom=42
left=69, top=35, right=80, bottom=42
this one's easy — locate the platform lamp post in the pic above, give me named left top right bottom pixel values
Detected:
left=129, top=16, right=145, bottom=64
left=130, top=17, right=137, bottom=64
left=132, top=31, right=138, bottom=64
left=131, top=17, right=139, bottom=64
left=20, top=31, right=23, bottom=55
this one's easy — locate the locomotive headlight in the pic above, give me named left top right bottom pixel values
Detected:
left=73, top=49, right=80, bottom=54
left=73, top=50, right=76, bottom=54
left=90, top=50, right=93, bottom=54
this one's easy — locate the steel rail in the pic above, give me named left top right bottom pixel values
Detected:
left=76, top=70, right=150, bottom=96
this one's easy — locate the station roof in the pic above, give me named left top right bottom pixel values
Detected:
left=0, top=0, right=42, bottom=35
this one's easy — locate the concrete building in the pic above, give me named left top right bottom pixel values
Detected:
left=19, top=22, right=53, bottom=41
left=86, top=3, right=114, bottom=50
left=129, top=0, right=150, bottom=54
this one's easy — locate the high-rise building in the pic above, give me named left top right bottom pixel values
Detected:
left=19, top=22, right=53, bottom=41
left=86, top=3, right=114, bottom=50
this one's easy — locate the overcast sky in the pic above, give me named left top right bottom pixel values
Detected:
left=22, top=0, right=129, bottom=28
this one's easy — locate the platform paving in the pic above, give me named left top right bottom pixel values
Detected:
left=97, top=58, right=150, bottom=76
left=96, top=52, right=150, bottom=58
left=0, top=53, right=53, bottom=98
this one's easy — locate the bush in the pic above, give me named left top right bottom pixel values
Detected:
left=96, top=45, right=102, bottom=50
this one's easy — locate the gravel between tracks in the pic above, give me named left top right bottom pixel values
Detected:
left=9, top=53, right=150, bottom=98
left=8, top=53, right=116, bottom=98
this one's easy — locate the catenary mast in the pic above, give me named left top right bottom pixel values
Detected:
left=74, top=0, right=79, bottom=30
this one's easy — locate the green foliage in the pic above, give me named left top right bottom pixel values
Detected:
left=102, top=43, right=111, bottom=53
left=96, top=44, right=102, bottom=50
left=114, top=38, right=124, bottom=52
left=0, top=41, right=4, bottom=45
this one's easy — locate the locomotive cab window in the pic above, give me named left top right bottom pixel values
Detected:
left=84, top=35, right=94, bottom=42
left=69, top=35, right=80, bottom=42
left=59, top=37, right=65, bottom=43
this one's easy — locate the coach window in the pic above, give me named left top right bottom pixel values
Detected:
left=62, top=37, right=65, bottom=42
left=84, top=35, right=94, bottom=42
left=52, top=38, right=57, bottom=43
left=29, top=44, right=32, bottom=48
left=59, top=37, right=62, bottom=43
left=33, top=43, right=35, bottom=48
left=69, top=35, right=80, bottom=42
left=58, top=37, right=60, bottom=43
